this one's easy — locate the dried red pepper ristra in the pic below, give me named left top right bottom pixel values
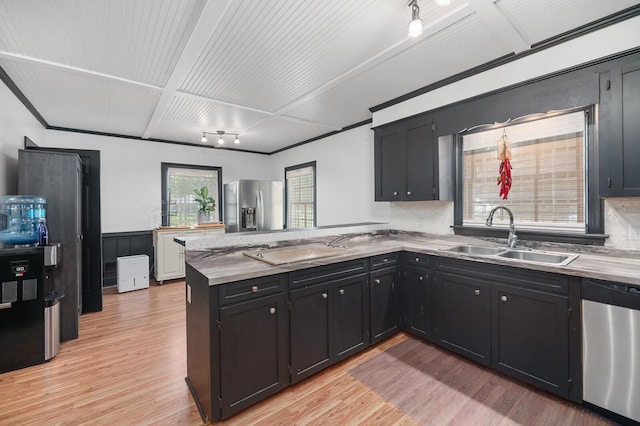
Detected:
left=498, top=157, right=512, bottom=200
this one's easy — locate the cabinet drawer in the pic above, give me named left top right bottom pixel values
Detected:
left=219, top=274, right=286, bottom=305
left=370, top=253, right=399, bottom=270
left=435, top=257, right=569, bottom=295
left=403, top=252, right=431, bottom=267
left=290, top=259, right=368, bottom=289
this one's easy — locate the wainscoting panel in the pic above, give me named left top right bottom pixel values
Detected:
left=102, top=231, right=154, bottom=287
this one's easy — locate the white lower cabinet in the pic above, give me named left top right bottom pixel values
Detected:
left=153, top=228, right=224, bottom=283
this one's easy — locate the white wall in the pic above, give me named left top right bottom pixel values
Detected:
left=42, top=130, right=272, bottom=233
left=270, top=124, right=389, bottom=227
left=0, top=81, right=46, bottom=195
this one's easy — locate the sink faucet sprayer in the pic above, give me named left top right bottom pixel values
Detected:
left=486, top=206, right=517, bottom=249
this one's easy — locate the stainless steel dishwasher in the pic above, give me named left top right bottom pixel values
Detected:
left=582, top=278, right=640, bottom=424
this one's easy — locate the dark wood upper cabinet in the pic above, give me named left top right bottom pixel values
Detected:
left=599, top=58, right=640, bottom=197
left=374, top=114, right=436, bottom=201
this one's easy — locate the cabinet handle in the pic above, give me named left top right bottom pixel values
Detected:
left=269, top=307, right=276, bottom=314
left=474, top=289, right=480, bottom=296
left=322, top=293, right=328, bottom=299
left=383, top=258, right=388, bottom=263
left=251, top=285, right=258, bottom=293
left=415, top=257, right=419, bottom=262
left=407, top=191, right=412, bottom=196
left=501, top=295, right=507, bottom=302
left=339, top=289, right=345, bottom=295
left=419, top=276, right=423, bottom=281
left=374, top=279, right=380, bottom=284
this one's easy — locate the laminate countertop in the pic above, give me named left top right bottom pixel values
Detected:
left=185, top=231, right=640, bottom=287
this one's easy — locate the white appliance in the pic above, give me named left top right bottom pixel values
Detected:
left=117, top=255, right=149, bottom=293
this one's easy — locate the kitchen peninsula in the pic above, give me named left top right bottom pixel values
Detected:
left=180, top=225, right=640, bottom=423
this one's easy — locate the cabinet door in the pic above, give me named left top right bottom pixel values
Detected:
left=155, top=231, right=182, bottom=280
left=404, top=266, right=432, bottom=340
left=599, top=60, right=640, bottom=196
left=434, top=271, right=490, bottom=366
left=290, top=283, right=332, bottom=383
left=405, top=122, right=434, bottom=200
left=333, top=274, right=369, bottom=362
left=375, top=124, right=406, bottom=201
left=370, top=268, right=399, bottom=344
left=492, top=284, right=569, bottom=398
left=219, top=293, right=288, bottom=419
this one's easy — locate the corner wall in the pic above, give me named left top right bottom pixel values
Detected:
left=0, top=80, right=45, bottom=195
left=269, top=124, right=389, bottom=227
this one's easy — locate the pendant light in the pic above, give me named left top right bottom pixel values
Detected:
left=408, top=0, right=423, bottom=38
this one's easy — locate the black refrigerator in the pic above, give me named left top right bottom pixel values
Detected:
left=18, top=149, right=82, bottom=342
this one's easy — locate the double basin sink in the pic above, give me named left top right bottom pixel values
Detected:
left=444, top=244, right=579, bottom=266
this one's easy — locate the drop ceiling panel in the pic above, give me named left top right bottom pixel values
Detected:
left=285, top=14, right=512, bottom=127
left=179, top=0, right=457, bottom=112
left=0, top=0, right=206, bottom=86
left=0, top=59, right=159, bottom=135
left=237, top=117, right=340, bottom=153
left=496, top=0, right=640, bottom=44
left=149, top=96, right=270, bottom=145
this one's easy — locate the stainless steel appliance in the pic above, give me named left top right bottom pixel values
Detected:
left=582, top=278, right=640, bottom=424
left=224, top=180, right=284, bottom=232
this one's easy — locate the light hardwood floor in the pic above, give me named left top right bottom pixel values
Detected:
left=0, top=280, right=613, bottom=425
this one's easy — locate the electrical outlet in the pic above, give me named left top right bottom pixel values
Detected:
left=629, top=224, right=640, bottom=240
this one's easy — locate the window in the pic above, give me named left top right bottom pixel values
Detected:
left=460, top=110, right=587, bottom=232
left=285, top=162, right=316, bottom=229
left=161, top=163, right=222, bottom=227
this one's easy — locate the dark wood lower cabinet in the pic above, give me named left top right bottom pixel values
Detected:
left=290, top=273, right=369, bottom=383
left=290, top=283, right=332, bottom=383
left=432, top=257, right=574, bottom=400
left=434, top=270, right=491, bottom=366
left=369, top=267, right=400, bottom=344
left=404, top=265, right=431, bottom=340
left=492, top=284, right=569, bottom=397
left=333, top=275, right=369, bottom=361
left=186, top=252, right=580, bottom=422
left=219, top=293, right=289, bottom=419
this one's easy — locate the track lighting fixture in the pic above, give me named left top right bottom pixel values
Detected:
left=408, top=0, right=423, bottom=38
left=200, top=130, right=240, bottom=145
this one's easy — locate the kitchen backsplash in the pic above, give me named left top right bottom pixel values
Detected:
left=389, top=201, right=454, bottom=234
left=604, top=198, right=640, bottom=250
left=389, top=198, right=640, bottom=250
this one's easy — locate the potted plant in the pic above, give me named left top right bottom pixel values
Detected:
left=194, top=186, right=216, bottom=224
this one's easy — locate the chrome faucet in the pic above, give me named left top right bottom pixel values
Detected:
left=486, top=206, right=517, bottom=249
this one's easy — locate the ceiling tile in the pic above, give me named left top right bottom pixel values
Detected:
left=0, top=59, right=160, bottom=135
left=0, top=0, right=206, bottom=86
left=179, top=0, right=458, bottom=112
left=149, top=95, right=270, bottom=145
left=236, top=117, right=340, bottom=153
left=496, top=0, right=640, bottom=44
left=285, top=14, right=512, bottom=127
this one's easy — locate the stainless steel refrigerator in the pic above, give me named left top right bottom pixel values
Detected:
left=224, top=180, right=284, bottom=232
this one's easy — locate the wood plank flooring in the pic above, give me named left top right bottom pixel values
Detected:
left=0, top=280, right=613, bottom=425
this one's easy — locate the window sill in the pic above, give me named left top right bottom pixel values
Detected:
left=452, top=225, right=608, bottom=246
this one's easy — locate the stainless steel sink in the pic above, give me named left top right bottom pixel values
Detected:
left=444, top=245, right=506, bottom=256
left=443, top=244, right=579, bottom=266
left=496, top=249, right=579, bottom=265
